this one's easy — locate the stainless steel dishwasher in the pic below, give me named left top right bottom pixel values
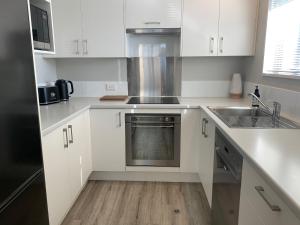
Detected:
left=212, top=128, right=243, bottom=225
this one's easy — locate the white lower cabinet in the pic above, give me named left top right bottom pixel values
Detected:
left=90, top=109, right=126, bottom=172
left=42, top=111, right=92, bottom=225
left=42, top=125, right=72, bottom=225
left=198, top=111, right=215, bottom=207
left=180, top=109, right=201, bottom=172
left=239, top=161, right=300, bottom=225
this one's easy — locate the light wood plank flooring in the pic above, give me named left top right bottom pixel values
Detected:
left=62, top=181, right=211, bottom=225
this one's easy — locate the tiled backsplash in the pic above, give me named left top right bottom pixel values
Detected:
left=72, top=81, right=128, bottom=97
left=182, top=81, right=231, bottom=97
left=71, top=81, right=231, bottom=98
left=244, top=82, right=300, bottom=121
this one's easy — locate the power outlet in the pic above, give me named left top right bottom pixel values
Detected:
left=105, top=83, right=116, bottom=91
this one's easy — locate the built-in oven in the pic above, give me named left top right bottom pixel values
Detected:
left=125, top=114, right=181, bottom=167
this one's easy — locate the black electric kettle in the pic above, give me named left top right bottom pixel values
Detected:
left=55, top=79, right=74, bottom=101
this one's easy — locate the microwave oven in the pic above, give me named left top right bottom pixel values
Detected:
left=30, top=5, right=51, bottom=50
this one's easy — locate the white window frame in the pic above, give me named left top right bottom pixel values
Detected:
left=263, top=0, right=300, bottom=79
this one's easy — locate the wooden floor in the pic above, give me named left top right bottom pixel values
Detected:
left=62, top=181, right=211, bottom=225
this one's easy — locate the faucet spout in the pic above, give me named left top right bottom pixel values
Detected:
left=248, top=93, right=272, bottom=113
left=247, top=93, right=281, bottom=122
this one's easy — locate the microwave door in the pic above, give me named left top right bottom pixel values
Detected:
left=41, top=10, right=51, bottom=50
left=30, top=5, right=38, bottom=42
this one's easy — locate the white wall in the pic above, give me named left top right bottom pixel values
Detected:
left=34, top=54, right=57, bottom=85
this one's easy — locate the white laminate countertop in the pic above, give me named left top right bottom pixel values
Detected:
left=39, top=97, right=300, bottom=218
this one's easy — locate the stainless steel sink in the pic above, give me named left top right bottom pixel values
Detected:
left=208, top=106, right=300, bottom=129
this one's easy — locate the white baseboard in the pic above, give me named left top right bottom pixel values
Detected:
left=89, top=171, right=200, bottom=183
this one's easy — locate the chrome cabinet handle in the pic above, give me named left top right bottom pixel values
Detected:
left=118, top=112, right=122, bottom=127
left=202, top=118, right=208, bottom=138
left=255, top=186, right=281, bottom=212
left=202, top=118, right=205, bottom=135
left=82, top=40, right=88, bottom=55
left=219, top=37, right=224, bottom=53
left=74, top=40, right=79, bottom=55
left=209, top=37, right=214, bottom=54
left=63, top=128, right=68, bottom=148
left=68, top=125, right=73, bottom=144
left=144, top=21, right=161, bottom=25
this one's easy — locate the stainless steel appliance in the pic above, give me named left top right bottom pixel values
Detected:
left=125, top=114, right=181, bottom=167
left=30, top=4, right=51, bottom=50
left=38, top=85, right=60, bottom=105
left=127, top=96, right=179, bottom=104
left=55, top=79, right=74, bottom=101
left=212, top=128, right=243, bottom=225
left=126, top=28, right=182, bottom=97
left=0, top=0, right=49, bottom=224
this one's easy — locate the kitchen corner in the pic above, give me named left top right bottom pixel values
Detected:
left=3, top=0, right=300, bottom=225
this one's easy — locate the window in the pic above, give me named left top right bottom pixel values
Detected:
left=263, top=0, right=300, bottom=76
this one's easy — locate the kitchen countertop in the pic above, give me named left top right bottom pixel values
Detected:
left=39, top=97, right=300, bottom=218
left=39, top=97, right=248, bottom=135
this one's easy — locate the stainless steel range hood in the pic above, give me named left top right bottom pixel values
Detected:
left=126, top=28, right=182, bottom=97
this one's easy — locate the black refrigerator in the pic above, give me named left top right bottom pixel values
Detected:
left=0, top=0, right=49, bottom=224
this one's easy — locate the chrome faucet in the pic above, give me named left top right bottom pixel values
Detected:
left=248, top=93, right=281, bottom=122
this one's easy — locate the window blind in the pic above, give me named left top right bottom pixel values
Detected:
left=263, top=0, right=300, bottom=76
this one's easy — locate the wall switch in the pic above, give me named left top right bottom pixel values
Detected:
left=105, top=83, right=116, bottom=91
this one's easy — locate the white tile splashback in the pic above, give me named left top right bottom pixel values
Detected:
left=244, top=82, right=300, bottom=122
left=72, top=80, right=232, bottom=98
left=182, top=81, right=231, bottom=97
left=72, top=81, right=128, bottom=97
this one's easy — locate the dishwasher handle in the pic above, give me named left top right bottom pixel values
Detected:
left=215, top=148, right=241, bottom=181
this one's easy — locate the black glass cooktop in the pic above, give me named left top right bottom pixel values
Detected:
left=127, top=97, right=180, bottom=104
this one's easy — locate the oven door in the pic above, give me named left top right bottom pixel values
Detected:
left=125, top=114, right=181, bottom=167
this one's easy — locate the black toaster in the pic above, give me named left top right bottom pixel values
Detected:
left=38, top=86, right=60, bottom=105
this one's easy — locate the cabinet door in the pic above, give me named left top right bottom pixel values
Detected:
left=80, top=110, right=92, bottom=184
left=198, top=112, right=215, bottom=207
left=182, top=0, right=219, bottom=56
left=81, top=0, right=125, bottom=57
left=90, top=110, right=126, bottom=171
left=218, top=0, right=258, bottom=56
left=67, top=116, right=84, bottom=202
left=180, top=109, right=201, bottom=172
left=125, top=0, right=182, bottom=28
left=42, top=126, right=71, bottom=225
left=51, top=0, right=82, bottom=57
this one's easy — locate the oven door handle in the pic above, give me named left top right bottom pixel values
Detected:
left=131, top=125, right=174, bottom=128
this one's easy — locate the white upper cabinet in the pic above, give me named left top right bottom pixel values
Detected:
left=81, top=0, right=125, bottom=57
left=51, top=0, right=125, bottom=57
left=125, top=0, right=182, bottom=28
left=219, top=0, right=258, bottom=56
left=182, top=0, right=258, bottom=56
left=51, top=0, right=82, bottom=57
left=182, top=0, right=219, bottom=56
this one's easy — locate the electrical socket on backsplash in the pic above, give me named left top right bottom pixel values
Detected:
left=105, top=83, right=116, bottom=92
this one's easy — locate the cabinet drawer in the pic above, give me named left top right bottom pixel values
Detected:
left=241, top=161, right=300, bottom=225
left=238, top=190, right=266, bottom=225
